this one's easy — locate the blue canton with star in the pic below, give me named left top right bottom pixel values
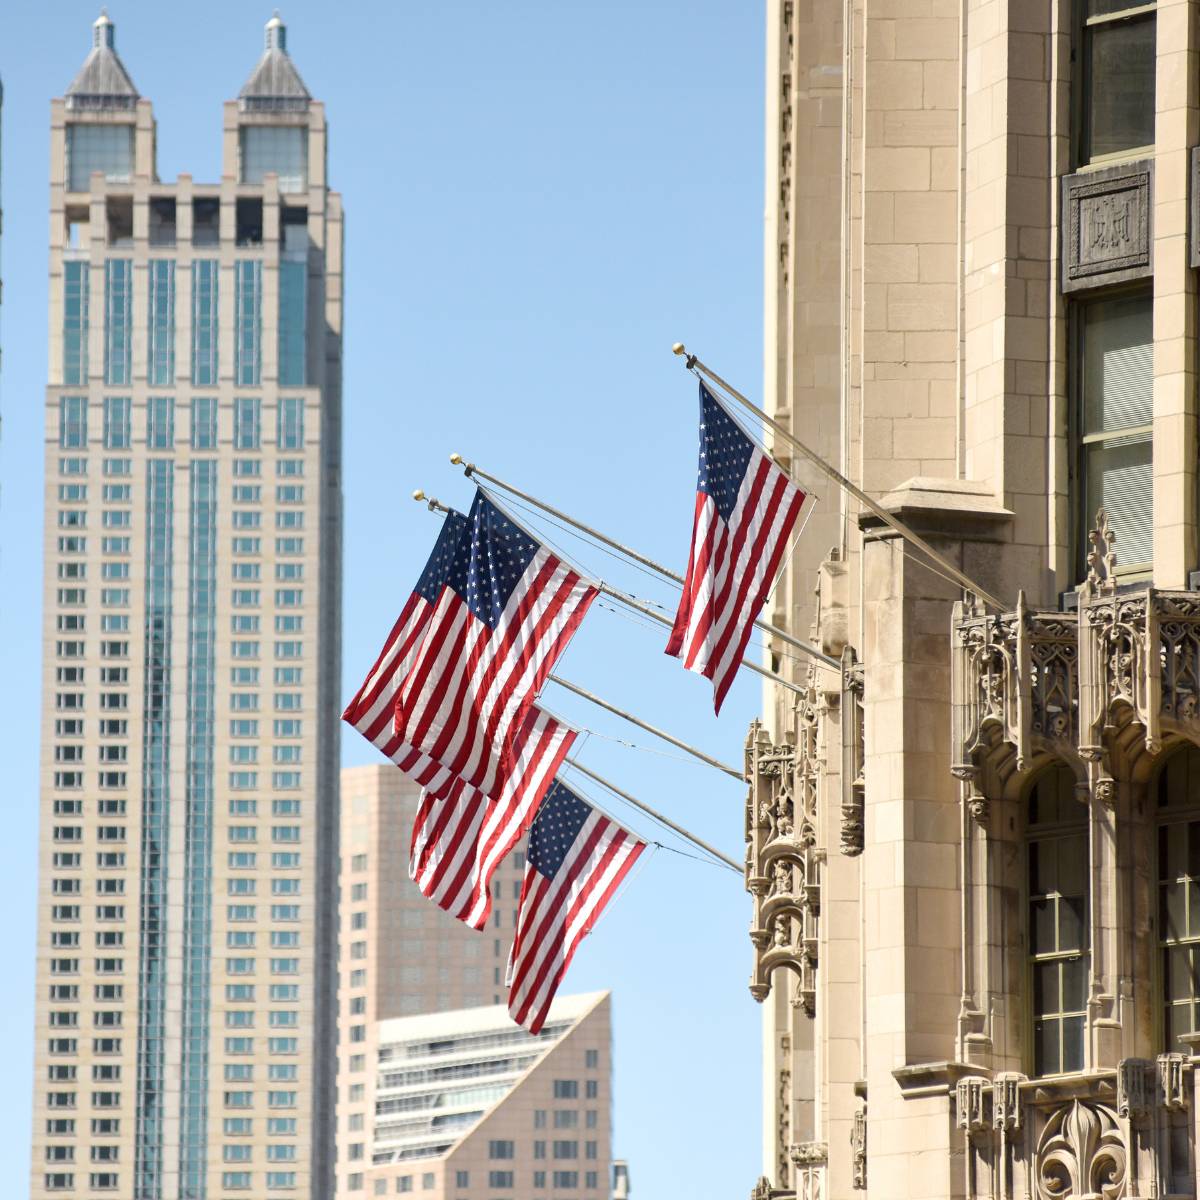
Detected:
left=697, top=382, right=755, bottom=524
left=443, top=490, right=541, bottom=629
left=527, top=780, right=592, bottom=880
left=414, top=511, right=469, bottom=603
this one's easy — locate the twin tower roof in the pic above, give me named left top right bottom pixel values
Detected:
left=65, top=9, right=310, bottom=109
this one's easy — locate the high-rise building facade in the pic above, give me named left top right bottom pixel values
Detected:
left=348, top=992, right=613, bottom=1200
left=31, top=14, right=343, bottom=1199
left=751, top=0, right=1200, bottom=1197
left=336, top=765, right=529, bottom=1196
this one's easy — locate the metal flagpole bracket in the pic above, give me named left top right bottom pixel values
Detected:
left=412, top=490, right=450, bottom=515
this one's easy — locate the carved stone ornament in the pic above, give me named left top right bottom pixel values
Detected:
left=1116, top=1057, right=1153, bottom=1121
left=1034, top=1100, right=1126, bottom=1200
left=952, top=592, right=1078, bottom=791
left=993, top=1072, right=1024, bottom=1134
left=956, top=1076, right=989, bottom=1135
left=1159, top=1052, right=1188, bottom=1111
left=791, top=1142, right=828, bottom=1167
left=1061, top=160, right=1152, bottom=293
left=840, top=647, right=864, bottom=856
left=952, top=512, right=1200, bottom=794
left=851, top=1108, right=867, bottom=1191
left=746, top=695, right=824, bottom=1015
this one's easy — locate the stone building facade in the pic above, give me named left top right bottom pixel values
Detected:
left=752, top=0, right=1200, bottom=1197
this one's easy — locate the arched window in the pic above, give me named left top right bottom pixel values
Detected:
left=1157, top=745, right=1200, bottom=1050
left=1027, top=765, right=1089, bottom=1076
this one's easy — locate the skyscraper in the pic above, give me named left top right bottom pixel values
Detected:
left=31, top=13, right=343, bottom=1199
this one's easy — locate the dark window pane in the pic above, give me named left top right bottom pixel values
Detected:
left=1188, top=823, right=1200, bottom=876
left=1088, top=0, right=1150, bottom=16
left=1032, top=899, right=1057, bottom=954
left=1062, top=1015, right=1086, bottom=1072
left=1087, top=16, right=1156, bottom=160
left=1035, top=1018, right=1060, bottom=1076
left=1034, top=961, right=1058, bottom=1015
left=1059, top=897, right=1085, bottom=953
left=1164, top=882, right=1187, bottom=943
left=1057, top=834, right=1087, bottom=897
left=1062, top=956, right=1087, bottom=1011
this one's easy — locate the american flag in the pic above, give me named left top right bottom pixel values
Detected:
left=393, top=489, right=597, bottom=796
left=666, top=382, right=808, bottom=714
left=506, top=780, right=646, bottom=1033
left=342, top=509, right=575, bottom=927
left=408, top=704, right=576, bottom=929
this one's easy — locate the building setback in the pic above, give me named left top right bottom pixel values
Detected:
left=31, top=13, right=343, bottom=1199
left=351, top=992, right=613, bottom=1200
left=752, top=0, right=1200, bottom=1198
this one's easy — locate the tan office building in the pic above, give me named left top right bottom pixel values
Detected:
left=336, top=767, right=614, bottom=1199
left=750, top=0, right=1200, bottom=1197
left=336, top=764, right=528, bottom=1196
left=31, top=14, right=343, bottom=1199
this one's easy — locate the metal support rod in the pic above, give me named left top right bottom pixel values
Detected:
left=548, top=673, right=743, bottom=780
left=564, top=757, right=742, bottom=873
left=449, top=455, right=839, bottom=670
left=672, top=344, right=1009, bottom=613
left=594, top=580, right=807, bottom=697
left=413, top=490, right=809, bottom=698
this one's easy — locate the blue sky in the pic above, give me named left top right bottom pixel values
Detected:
left=0, top=3, right=767, bottom=1195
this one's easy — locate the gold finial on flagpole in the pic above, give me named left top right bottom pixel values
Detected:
left=449, top=453, right=462, bottom=465
left=412, top=489, right=425, bottom=502
left=671, top=342, right=686, bottom=356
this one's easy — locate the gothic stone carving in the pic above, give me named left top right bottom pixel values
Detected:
left=840, top=647, right=864, bottom=855
left=951, top=592, right=1078, bottom=792
left=850, top=1107, right=867, bottom=1191
left=1034, top=1100, right=1126, bottom=1200
left=1116, top=1058, right=1153, bottom=1121
left=1061, top=160, right=1152, bottom=293
left=746, top=709, right=821, bottom=1016
left=956, top=1076, right=989, bottom=1136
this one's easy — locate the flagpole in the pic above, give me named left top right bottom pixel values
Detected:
left=413, top=490, right=810, bottom=699
left=448, top=455, right=840, bottom=671
left=547, top=674, right=743, bottom=780
left=564, top=757, right=742, bottom=873
left=672, top=343, right=1009, bottom=614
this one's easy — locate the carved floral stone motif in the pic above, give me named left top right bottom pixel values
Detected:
left=1034, top=1100, right=1126, bottom=1200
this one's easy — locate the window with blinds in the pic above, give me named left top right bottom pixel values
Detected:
left=1080, top=0, right=1156, bottom=163
left=1077, top=292, right=1153, bottom=574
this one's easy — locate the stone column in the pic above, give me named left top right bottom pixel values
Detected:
left=860, top=479, right=1011, bottom=1200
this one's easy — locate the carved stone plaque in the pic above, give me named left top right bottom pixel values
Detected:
left=1061, top=160, right=1152, bottom=292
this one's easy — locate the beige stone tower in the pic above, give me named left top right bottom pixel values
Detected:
left=752, top=0, right=1200, bottom=1197
left=31, top=13, right=343, bottom=1198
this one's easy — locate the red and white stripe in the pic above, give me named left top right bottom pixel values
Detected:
left=506, top=811, right=645, bottom=1034
left=394, top=547, right=596, bottom=795
left=666, top=445, right=806, bottom=715
left=342, top=595, right=458, bottom=791
left=408, top=709, right=576, bottom=930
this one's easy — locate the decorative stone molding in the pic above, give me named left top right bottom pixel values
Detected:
left=1033, top=1100, right=1126, bottom=1200
left=1061, top=159, right=1153, bottom=293
left=993, top=1072, right=1024, bottom=1134
left=951, top=512, right=1200, bottom=789
left=1159, top=1052, right=1188, bottom=1111
left=750, top=1176, right=793, bottom=1200
left=745, top=711, right=821, bottom=1015
left=850, top=1107, right=866, bottom=1191
left=1116, top=1057, right=1153, bottom=1121
left=951, top=592, right=1078, bottom=788
left=1190, top=146, right=1200, bottom=269
left=956, top=1076, right=989, bottom=1136
left=791, top=1142, right=827, bottom=1167
left=839, top=647, right=864, bottom=855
